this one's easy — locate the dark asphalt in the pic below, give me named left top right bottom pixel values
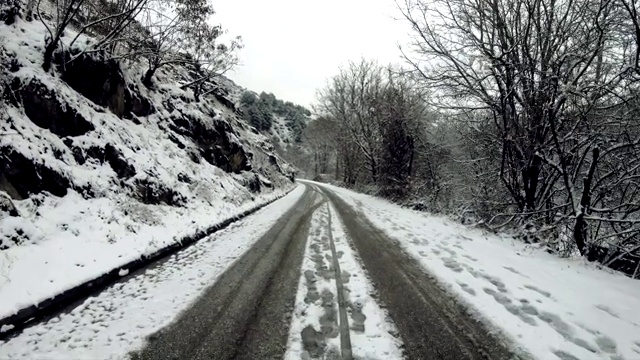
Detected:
left=131, top=185, right=323, bottom=360
left=132, top=182, right=519, bottom=359
left=317, top=184, right=518, bottom=360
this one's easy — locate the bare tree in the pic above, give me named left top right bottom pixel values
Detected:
left=316, top=60, right=385, bottom=183
left=315, top=60, right=432, bottom=195
left=40, top=0, right=86, bottom=71
left=378, top=69, right=428, bottom=198
left=399, top=0, right=640, bottom=271
left=136, top=0, right=240, bottom=89
left=38, top=0, right=148, bottom=71
left=303, top=116, right=338, bottom=178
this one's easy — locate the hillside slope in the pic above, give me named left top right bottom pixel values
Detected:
left=235, top=90, right=311, bottom=168
left=0, top=15, right=294, bottom=320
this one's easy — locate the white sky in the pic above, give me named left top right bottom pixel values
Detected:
left=215, top=0, right=410, bottom=107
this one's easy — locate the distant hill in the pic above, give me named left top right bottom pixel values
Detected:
left=238, top=90, right=311, bottom=146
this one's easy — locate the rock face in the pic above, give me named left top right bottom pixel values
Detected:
left=64, top=140, right=136, bottom=179
left=0, top=147, right=70, bottom=198
left=60, top=52, right=154, bottom=118
left=11, top=78, right=95, bottom=137
left=0, top=191, right=19, bottom=217
left=127, top=86, right=154, bottom=118
left=170, top=112, right=251, bottom=174
left=1, top=27, right=292, bottom=209
left=105, top=144, right=136, bottom=179
left=128, top=178, right=186, bottom=206
left=0, top=0, right=21, bottom=25
left=211, top=88, right=237, bottom=113
left=60, top=52, right=127, bottom=117
left=0, top=170, right=22, bottom=200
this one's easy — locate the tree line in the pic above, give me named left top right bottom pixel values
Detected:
left=240, top=91, right=310, bottom=142
left=302, top=0, right=640, bottom=277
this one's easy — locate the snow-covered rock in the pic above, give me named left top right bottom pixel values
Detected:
left=0, top=191, right=18, bottom=219
left=0, top=12, right=295, bottom=320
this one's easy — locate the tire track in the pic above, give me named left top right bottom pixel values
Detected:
left=131, top=185, right=319, bottom=360
left=326, top=204, right=353, bottom=360
left=317, top=183, right=519, bottom=360
left=286, top=199, right=402, bottom=359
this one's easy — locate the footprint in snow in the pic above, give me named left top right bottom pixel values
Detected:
left=535, top=310, right=599, bottom=354
left=552, top=350, right=580, bottom=360
left=594, top=335, right=617, bottom=354
left=461, top=254, right=478, bottom=262
left=478, top=273, right=507, bottom=293
left=443, top=247, right=457, bottom=256
left=442, top=258, right=464, bottom=272
left=457, top=282, right=476, bottom=296
left=576, top=322, right=599, bottom=336
left=524, top=284, right=552, bottom=298
left=595, top=304, right=620, bottom=319
left=502, top=266, right=525, bottom=276
left=483, top=288, right=537, bottom=326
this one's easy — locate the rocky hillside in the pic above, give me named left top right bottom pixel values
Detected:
left=236, top=90, right=312, bottom=162
left=0, top=12, right=295, bottom=318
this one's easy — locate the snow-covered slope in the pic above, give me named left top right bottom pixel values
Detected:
left=311, top=182, right=640, bottom=360
left=0, top=15, right=294, bottom=320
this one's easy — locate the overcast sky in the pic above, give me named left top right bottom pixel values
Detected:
left=215, top=0, right=410, bottom=108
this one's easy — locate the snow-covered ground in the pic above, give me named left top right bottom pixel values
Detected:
left=313, top=182, right=640, bottom=360
left=0, top=186, right=291, bottom=322
left=0, top=185, right=305, bottom=359
left=1, top=13, right=293, bottom=322
left=285, top=200, right=403, bottom=359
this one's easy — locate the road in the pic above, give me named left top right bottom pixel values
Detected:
left=131, top=182, right=517, bottom=360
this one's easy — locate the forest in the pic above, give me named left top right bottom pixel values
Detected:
left=240, top=90, right=310, bottom=142
left=298, top=0, right=640, bottom=276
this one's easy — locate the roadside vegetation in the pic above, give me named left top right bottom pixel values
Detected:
left=297, top=0, right=640, bottom=277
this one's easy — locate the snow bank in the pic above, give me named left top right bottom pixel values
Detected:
left=314, top=182, right=640, bottom=360
left=0, top=186, right=306, bottom=359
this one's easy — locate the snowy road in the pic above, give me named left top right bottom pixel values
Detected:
left=130, top=182, right=513, bottom=359
left=4, top=181, right=638, bottom=359
left=0, top=183, right=516, bottom=359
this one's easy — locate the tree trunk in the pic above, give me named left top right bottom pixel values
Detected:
left=523, top=155, right=542, bottom=211
left=335, top=152, right=340, bottom=181
left=370, top=158, right=377, bottom=184
left=194, top=83, right=201, bottom=102
left=314, top=152, right=318, bottom=177
left=42, top=41, right=57, bottom=72
left=407, top=137, right=415, bottom=178
left=25, top=0, right=35, bottom=21
left=574, top=147, right=600, bottom=256
left=142, top=67, right=156, bottom=88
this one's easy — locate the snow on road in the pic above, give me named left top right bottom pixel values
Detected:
left=314, top=182, right=640, bottom=360
left=0, top=187, right=292, bottom=322
left=328, top=202, right=404, bottom=359
left=0, top=185, right=305, bottom=359
left=285, top=200, right=403, bottom=360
